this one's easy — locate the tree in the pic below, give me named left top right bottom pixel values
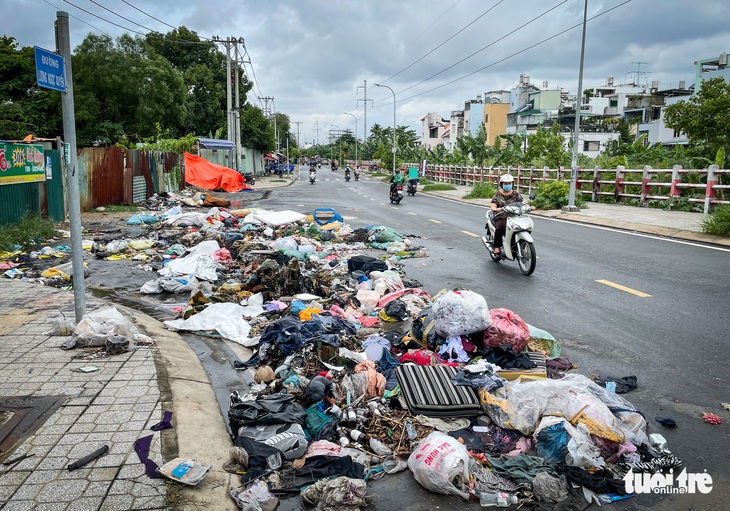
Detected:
left=664, top=77, right=730, bottom=154
left=72, top=34, right=187, bottom=145
left=239, top=105, right=274, bottom=152
left=0, top=36, right=62, bottom=139
left=525, top=123, right=568, bottom=168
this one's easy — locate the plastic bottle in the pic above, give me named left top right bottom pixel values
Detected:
left=336, top=427, right=350, bottom=447
left=405, top=421, right=417, bottom=440
left=479, top=492, right=518, bottom=507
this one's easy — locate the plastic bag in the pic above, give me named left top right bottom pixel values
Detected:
left=273, top=237, right=299, bottom=251
left=484, top=308, right=530, bottom=351
left=431, top=290, right=491, bottom=337
left=407, top=431, right=473, bottom=500
left=371, top=226, right=403, bottom=243
left=230, top=481, right=278, bottom=511
left=355, top=289, right=380, bottom=313
left=164, top=302, right=254, bottom=346
left=63, top=307, right=133, bottom=349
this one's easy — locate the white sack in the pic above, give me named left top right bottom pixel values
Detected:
left=164, top=302, right=254, bottom=346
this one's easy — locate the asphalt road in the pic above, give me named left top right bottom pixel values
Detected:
left=88, top=165, right=730, bottom=510
left=238, top=166, right=730, bottom=510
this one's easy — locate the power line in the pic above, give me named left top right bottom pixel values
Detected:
left=396, top=1, right=568, bottom=97
left=120, top=0, right=178, bottom=32
left=87, top=0, right=157, bottom=32
left=392, top=0, right=633, bottom=105
left=379, top=0, right=504, bottom=85
left=372, top=0, right=462, bottom=77
left=42, top=0, right=109, bottom=35
left=61, top=0, right=146, bottom=35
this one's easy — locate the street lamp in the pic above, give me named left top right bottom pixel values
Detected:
left=566, top=0, right=588, bottom=211
left=344, top=112, right=358, bottom=166
left=375, top=83, right=396, bottom=177
left=331, top=124, right=342, bottom=165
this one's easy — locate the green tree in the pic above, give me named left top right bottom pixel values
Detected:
left=664, top=77, right=730, bottom=154
left=72, top=34, right=187, bottom=145
left=239, top=105, right=274, bottom=152
left=0, top=36, right=62, bottom=139
left=525, top=123, right=568, bottom=168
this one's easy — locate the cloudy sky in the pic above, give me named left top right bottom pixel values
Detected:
left=2, top=0, right=728, bottom=144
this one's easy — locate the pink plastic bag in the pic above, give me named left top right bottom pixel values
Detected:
left=484, top=308, right=530, bottom=351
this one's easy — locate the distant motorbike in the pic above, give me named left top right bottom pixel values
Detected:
left=407, top=179, right=418, bottom=196
left=242, top=172, right=255, bottom=186
left=309, top=168, right=316, bottom=184
left=482, top=202, right=536, bottom=276
left=389, top=183, right=404, bottom=204
left=344, top=168, right=351, bottom=182
left=354, top=169, right=360, bottom=181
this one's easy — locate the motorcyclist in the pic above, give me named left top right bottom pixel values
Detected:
left=345, top=165, right=351, bottom=176
left=407, top=165, right=419, bottom=191
left=354, top=165, right=361, bottom=179
left=389, top=169, right=405, bottom=197
left=489, top=174, right=529, bottom=255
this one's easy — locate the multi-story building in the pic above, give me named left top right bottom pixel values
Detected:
left=695, top=52, right=730, bottom=87
left=419, top=113, right=450, bottom=150
left=448, top=109, right=464, bottom=150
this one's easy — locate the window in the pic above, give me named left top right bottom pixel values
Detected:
left=583, top=141, right=600, bottom=151
left=484, top=114, right=489, bottom=124
left=673, top=129, right=682, bottom=138
left=610, top=99, right=618, bottom=107
left=429, top=127, right=438, bottom=138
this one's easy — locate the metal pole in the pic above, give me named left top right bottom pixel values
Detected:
left=234, top=42, right=241, bottom=172
left=56, top=11, right=86, bottom=322
left=375, top=84, right=396, bottom=176
left=344, top=112, right=357, bottom=165
left=226, top=39, right=232, bottom=142
left=567, top=0, right=588, bottom=211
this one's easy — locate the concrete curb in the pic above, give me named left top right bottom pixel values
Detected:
left=124, top=308, right=238, bottom=511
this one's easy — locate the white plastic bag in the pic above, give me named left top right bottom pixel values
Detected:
left=431, top=290, right=491, bottom=337
left=407, top=431, right=473, bottom=500
left=164, top=302, right=254, bottom=346
left=64, top=307, right=132, bottom=349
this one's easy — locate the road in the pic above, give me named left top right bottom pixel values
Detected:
left=92, top=165, right=730, bottom=509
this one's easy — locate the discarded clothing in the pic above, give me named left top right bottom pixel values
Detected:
left=228, top=393, right=306, bottom=432
left=150, top=411, right=173, bottom=431
left=452, top=368, right=506, bottom=393
left=354, top=360, right=386, bottom=397
left=591, top=375, right=638, bottom=394
left=301, top=476, right=370, bottom=511
left=289, top=455, right=365, bottom=489
left=560, top=466, right=627, bottom=495
left=438, top=336, right=470, bottom=363
left=487, top=454, right=559, bottom=484
left=483, top=345, right=536, bottom=369
left=532, top=472, right=570, bottom=503
left=134, top=435, right=161, bottom=479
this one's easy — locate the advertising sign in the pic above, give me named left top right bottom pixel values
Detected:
left=34, top=46, right=66, bottom=92
left=0, top=143, right=46, bottom=185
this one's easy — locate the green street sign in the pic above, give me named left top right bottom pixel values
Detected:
left=0, top=143, right=46, bottom=185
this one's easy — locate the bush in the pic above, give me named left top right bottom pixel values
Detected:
left=464, top=182, right=496, bottom=199
left=423, top=184, right=457, bottom=192
left=532, top=181, right=586, bottom=210
left=702, top=205, right=730, bottom=236
left=0, top=214, right=58, bottom=250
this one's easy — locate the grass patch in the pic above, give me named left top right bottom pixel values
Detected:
left=97, top=205, right=142, bottom=213
left=271, top=179, right=287, bottom=182
left=702, top=205, right=730, bottom=236
left=0, top=214, right=58, bottom=250
left=532, top=181, right=586, bottom=210
left=464, top=182, right=496, bottom=199
left=423, top=184, right=457, bottom=192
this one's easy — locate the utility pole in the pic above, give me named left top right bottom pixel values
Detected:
left=226, top=38, right=232, bottom=141
left=258, top=96, right=274, bottom=117
left=357, top=80, right=373, bottom=142
left=315, top=121, right=319, bottom=146
left=566, top=0, right=588, bottom=211
left=233, top=40, right=241, bottom=171
left=56, top=11, right=86, bottom=322
left=292, top=121, right=303, bottom=147
left=630, top=61, right=649, bottom=86
left=344, top=112, right=357, bottom=165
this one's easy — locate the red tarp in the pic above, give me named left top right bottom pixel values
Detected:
left=184, top=152, right=251, bottom=192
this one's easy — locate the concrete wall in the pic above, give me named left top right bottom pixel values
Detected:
left=483, top=103, right=509, bottom=146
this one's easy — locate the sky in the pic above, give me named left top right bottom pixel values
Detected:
left=2, top=0, right=728, bottom=145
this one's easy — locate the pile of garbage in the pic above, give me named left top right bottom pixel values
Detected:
left=2, top=196, right=682, bottom=509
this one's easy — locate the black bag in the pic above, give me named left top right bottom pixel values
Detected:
left=347, top=255, right=387, bottom=274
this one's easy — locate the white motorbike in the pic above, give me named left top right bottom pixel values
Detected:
left=482, top=202, right=536, bottom=276
left=309, top=168, right=316, bottom=184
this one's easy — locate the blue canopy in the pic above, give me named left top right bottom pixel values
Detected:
left=198, top=137, right=234, bottom=150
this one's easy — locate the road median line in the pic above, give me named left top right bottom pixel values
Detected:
left=596, top=279, right=652, bottom=297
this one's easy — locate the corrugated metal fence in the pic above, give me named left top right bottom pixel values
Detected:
left=0, top=147, right=183, bottom=225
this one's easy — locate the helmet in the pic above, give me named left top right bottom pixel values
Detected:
left=499, top=174, right=514, bottom=184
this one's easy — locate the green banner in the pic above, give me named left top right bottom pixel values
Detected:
left=0, top=143, right=46, bottom=185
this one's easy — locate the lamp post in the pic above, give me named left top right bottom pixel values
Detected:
left=344, top=112, right=358, bottom=166
left=375, top=84, right=396, bottom=177
left=566, top=0, right=588, bottom=211
left=331, top=124, right=342, bottom=165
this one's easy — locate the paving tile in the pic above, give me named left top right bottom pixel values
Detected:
left=57, top=468, right=91, bottom=480
left=91, top=423, right=119, bottom=433
left=11, top=483, right=43, bottom=500
left=24, top=470, right=61, bottom=485
left=87, top=467, right=118, bottom=482
left=30, top=434, right=64, bottom=447
left=0, top=469, right=31, bottom=486
left=36, top=456, right=69, bottom=471
left=132, top=495, right=166, bottom=510
left=93, top=453, right=127, bottom=469
left=31, top=503, right=70, bottom=511
left=57, top=433, right=88, bottom=446
left=95, top=410, right=134, bottom=425
left=66, top=423, right=95, bottom=434
left=1, top=500, right=37, bottom=511
left=66, top=497, right=105, bottom=511
left=98, top=494, right=133, bottom=511
left=36, top=479, right=89, bottom=503
left=84, top=480, right=112, bottom=497
left=109, top=441, right=134, bottom=456
left=107, top=479, right=134, bottom=495
left=118, top=421, right=146, bottom=432
left=116, top=463, right=146, bottom=479
left=47, top=443, right=75, bottom=458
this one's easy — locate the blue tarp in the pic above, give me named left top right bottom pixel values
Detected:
left=198, top=137, right=234, bottom=150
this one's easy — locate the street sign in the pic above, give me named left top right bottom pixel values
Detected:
left=34, top=46, right=66, bottom=92
left=0, top=143, right=46, bottom=185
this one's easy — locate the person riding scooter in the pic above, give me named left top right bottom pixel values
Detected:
left=406, top=166, right=419, bottom=195
left=354, top=165, right=361, bottom=181
left=490, top=174, right=530, bottom=256
left=344, top=166, right=351, bottom=181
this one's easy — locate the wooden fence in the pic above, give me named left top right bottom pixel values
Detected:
left=414, top=164, right=729, bottom=214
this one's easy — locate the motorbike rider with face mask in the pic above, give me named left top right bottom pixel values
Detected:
left=489, top=174, right=528, bottom=255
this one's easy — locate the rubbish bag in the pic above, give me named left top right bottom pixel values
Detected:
left=301, top=476, right=370, bottom=510
left=371, top=226, right=402, bottom=243
left=407, top=431, right=473, bottom=500
left=484, top=308, right=530, bottom=351
left=536, top=422, right=570, bottom=464
left=236, top=423, right=308, bottom=460
left=431, top=290, right=491, bottom=337
left=230, top=481, right=279, bottom=511
left=63, top=307, right=133, bottom=349
left=384, top=300, right=409, bottom=321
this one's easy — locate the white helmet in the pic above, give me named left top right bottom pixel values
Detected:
left=499, top=174, right=514, bottom=184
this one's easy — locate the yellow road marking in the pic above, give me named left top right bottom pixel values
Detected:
left=461, top=230, right=479, bottom=237
left=596, top=280, right=651, bottom=297
left=430, top=219, right=442, bottom=224
left=408, top=212, right=417, bottom=216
